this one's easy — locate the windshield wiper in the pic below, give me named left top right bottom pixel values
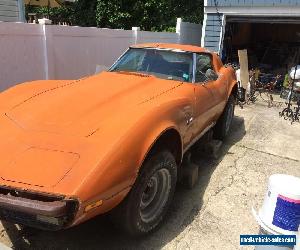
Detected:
left=115, top=71, right=151, bottom=78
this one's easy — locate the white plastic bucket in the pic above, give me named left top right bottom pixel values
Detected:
left=259, top=174, right=300, bottom=235
left=295, top=226, right=300, bottom=250
left=253, top=175, right=300, bottom=250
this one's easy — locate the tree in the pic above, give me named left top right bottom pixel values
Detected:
left=25, top=0, right=204, bottom=31
left=25, top=4, right=75, bottom=24
left=25, top=0, right=97, bottom=26
left=73, top=0, right=97, bottom=27
left=95, top=0, right=204, bottom=31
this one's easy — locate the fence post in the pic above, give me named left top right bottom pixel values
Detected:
left=41, top=24, right=55, bottom=80
left=176, top=18, right=182, bottom=34
left=41, top=24, right=49, bottom=80
left=176, top=18, right=182, bottom=44
left=132, top=27, right=140, bottom=45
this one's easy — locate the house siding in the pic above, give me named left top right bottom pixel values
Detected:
left=0, top=0, right=22, bottom=22
left=204, top=13, right=223, bottom=52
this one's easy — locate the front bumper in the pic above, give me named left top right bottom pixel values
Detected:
left=0, top=187, right=78, bottom=230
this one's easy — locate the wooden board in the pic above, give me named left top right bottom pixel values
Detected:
left=238, top=49, right=249, bottom=89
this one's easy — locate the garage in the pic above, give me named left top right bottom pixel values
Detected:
left=222, top=16, right=300, bottom=76
left=202, top=1, right=300, bottom=98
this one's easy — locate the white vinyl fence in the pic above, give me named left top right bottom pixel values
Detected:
left=0, top=20, right=201, bottom=91
left=176, top=18, right=202, bottom=46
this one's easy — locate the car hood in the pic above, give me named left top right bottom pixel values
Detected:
left=6, top=71, right=181, bottom=137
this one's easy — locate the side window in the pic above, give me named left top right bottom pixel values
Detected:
left=195, top=54, right=217, bottom=82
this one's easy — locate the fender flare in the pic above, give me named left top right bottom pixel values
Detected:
left=136, top=124, right=183, bottom=177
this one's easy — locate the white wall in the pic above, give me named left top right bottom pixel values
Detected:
left=46, top=25, right=135, bottom=80
left=0, top=21, right=201, bottom=91
left=0, top=22, right=45, bottom=91
left=136, top=30, right=180, bottom=44
left=176, top=19, right=202, bottom=46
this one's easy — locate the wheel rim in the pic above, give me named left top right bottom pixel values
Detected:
left=140, top=168, right=172, bottom=223
left=225, top=103, right=234, bottom=134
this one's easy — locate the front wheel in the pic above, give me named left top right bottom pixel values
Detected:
left=111, top=150, right=177, bottom=236
left=214, top=95, right=235, bottom=140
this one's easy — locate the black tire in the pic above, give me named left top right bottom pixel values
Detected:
left=111, top=150, right=177, bottom=236
left=214, top=95, right=235, bottom=140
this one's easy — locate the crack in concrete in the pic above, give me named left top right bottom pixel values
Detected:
left=175, top=147, right=252, bottom=249
left=234, top=144, right=300, bottom=162
left=209, top=152, right=245, bottom=199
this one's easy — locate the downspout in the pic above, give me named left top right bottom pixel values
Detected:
left=218, top=14, right=226, bottom=58
left=201, top=14, right=207, bottom=47
left=201, top=0, right=208, bottom=47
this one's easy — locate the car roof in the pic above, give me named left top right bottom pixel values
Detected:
left=130, top=43, right=212, bottom=54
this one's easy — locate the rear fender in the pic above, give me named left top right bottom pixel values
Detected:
left=225, top=66, right=238, bottom=99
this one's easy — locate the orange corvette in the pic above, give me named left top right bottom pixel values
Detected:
left=0, top=44, right=237, bottom=235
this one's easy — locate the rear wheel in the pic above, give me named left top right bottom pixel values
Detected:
left=214, top=95, right=235, bottom=140
left=111, top=150, right=177, bottom=236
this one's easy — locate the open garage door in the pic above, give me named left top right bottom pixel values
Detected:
left=222, top=16, right=300, bottom=77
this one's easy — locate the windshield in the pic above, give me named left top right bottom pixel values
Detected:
left=110, top=48, right=193, bottom=82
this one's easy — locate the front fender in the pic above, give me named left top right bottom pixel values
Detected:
left=72, top=99, right=188, bottom=221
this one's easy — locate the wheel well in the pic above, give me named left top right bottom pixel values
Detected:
left=147, top=129, right=182, bottom=166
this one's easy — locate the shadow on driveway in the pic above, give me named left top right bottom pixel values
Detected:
left=2, top=116, right=246, bottom=250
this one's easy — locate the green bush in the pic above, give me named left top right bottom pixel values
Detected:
left=25, top=0, right=204, bottom=31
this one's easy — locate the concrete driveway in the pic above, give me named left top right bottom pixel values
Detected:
left=0, top=100, right=299, bottom=250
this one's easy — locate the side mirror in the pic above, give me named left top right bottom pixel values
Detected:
left=205, top=69, right=219, bottom=81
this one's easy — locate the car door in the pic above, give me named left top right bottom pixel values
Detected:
left=192, top=53, right=218, bottom=138
left=195, top=54, right=229, bottom=121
